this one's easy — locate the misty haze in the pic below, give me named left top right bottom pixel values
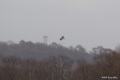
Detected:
left=0, top=0, right=120, bottom=80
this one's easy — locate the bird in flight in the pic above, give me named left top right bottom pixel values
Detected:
left=60, top=36, right=65, bottom=40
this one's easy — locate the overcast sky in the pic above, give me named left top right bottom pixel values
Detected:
left=0, top=0, right=120, bottom=51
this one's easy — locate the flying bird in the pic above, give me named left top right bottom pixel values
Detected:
left=60, top=36, right=65, bottom=40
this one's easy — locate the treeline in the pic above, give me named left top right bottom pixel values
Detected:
left=0, top=50, right=120, bottom=80
left=0, top=40, right=93, bottom=62
left=0, top=40, right=120, bottom=80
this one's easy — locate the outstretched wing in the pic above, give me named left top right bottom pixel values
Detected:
left=60, top=36, right=65, bottom=40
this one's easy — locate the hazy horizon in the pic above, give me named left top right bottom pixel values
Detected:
left=1, top=0, right=120, bottom=51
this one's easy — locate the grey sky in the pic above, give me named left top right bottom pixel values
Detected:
left=0, top=0, right=120, bottom=51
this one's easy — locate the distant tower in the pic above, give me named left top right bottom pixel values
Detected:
left=43, top=36, right=48, bottom=45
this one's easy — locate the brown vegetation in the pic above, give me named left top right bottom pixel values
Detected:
left=0, top=41, right=120, bottom=80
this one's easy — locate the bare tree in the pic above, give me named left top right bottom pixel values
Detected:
left=72, top=59, right=91, bottom=80
left=75, top=45, right=86, bottom=53
left=20, top=58, right=37, bottom=80
left=1, top=56, right=21, bottom=66
left=92, top=50, right=120, bottom=79
left=0, top=64, right=26, bottom=80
